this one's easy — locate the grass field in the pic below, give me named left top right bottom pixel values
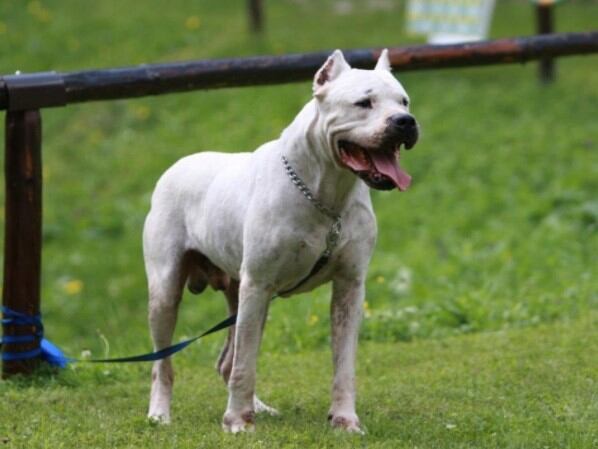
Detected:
left=0, top=0, right=597, bottom=447
left=2, top=315, right=597, bottom=448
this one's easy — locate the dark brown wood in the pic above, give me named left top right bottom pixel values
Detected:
left=536, top=4, right=555, bottom=83
left=2, top=110, right=43, bottom=378
left=3, top=72, right=66, bottom=111
left=0, top=79, right=7, bottom=111
left=0, top=32, right=595, bottom=110
left=248, top=0, right=264, bottom=34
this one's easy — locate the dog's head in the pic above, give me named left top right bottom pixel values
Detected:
left=313, top=49, right=419, bottom=191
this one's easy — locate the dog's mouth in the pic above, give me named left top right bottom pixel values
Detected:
left=338, top=140, right=412, bottom=191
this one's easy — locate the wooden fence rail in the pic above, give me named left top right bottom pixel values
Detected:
left=1, top=32, right=597, bottom=110
left=1, top=31, right=598, bottom=377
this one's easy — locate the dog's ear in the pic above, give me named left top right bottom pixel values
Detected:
left=375, top=48, right=392, bottom=72
left=313, top=50, right=350, bottom=96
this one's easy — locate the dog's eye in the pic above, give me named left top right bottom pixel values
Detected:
left=354, top=98, right=373, bottom=109
left=402, top=98, right=409, bottom=107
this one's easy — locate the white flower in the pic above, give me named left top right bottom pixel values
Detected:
left=390, top=267, right=412, bottom=295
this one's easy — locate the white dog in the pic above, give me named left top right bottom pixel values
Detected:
left=144, top=49, right=418, bottom=433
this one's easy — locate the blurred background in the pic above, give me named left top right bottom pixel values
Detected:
left=0, top=0, right=596, bottom=359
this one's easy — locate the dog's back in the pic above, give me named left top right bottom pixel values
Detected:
left=151, top=151, right=251, bottom=210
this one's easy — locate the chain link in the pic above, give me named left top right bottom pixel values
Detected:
left=281, top=155, right=342, bottom=257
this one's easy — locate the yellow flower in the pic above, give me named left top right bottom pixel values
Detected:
left=67, top=38, right=80, bottom=52
left=132, top=105, right=151, bottom=121
left=376, top=275, right=385, bottom=284
left=64, top=279, right=84, bottom=295
left=27, top=1, right=52, bottom=23
left=308, top=314, right=319, bottom=326
left=185, top=16, right=201, bottom=30
left=87, top=129, right=105, bottom=145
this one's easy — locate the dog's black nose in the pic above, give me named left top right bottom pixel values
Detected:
left=386, top=114, right=418, bottom=150
left=389, top=114, right=416, bottom=130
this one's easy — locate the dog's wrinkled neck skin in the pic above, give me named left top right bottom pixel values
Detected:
left=279, top=99, right=360, bottom=214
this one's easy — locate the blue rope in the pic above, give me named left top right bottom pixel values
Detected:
left=0, top=306, right=236, bottom=368
left=2, top=347, right=42, bottom=361
left=1, top=306, right=68, bottom=367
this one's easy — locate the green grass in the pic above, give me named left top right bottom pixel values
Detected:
left=0, top=0, right=597, bottom=447
left=1, top=313, right=597, bottom=448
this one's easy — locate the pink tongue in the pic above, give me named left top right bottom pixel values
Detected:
left=369, top=151, right=412, bottom=191
left=341, top=149, right=371, bottom=172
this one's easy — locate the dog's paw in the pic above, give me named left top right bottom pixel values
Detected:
left=222, top=410, right=256, bottom=433
left=328, top=412, right=364, bottom=434
left=147, top=412, right=171, bottom=425
left=254, top=395, right=280, bottom=416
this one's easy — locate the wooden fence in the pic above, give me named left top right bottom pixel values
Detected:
left=1, top=31, right=597, bottom=377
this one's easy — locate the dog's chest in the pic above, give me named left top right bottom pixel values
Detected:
left=274, top=208, right=375, bottom=296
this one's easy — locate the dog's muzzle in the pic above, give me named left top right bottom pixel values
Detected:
left=338, top=114, right=419, bottom=192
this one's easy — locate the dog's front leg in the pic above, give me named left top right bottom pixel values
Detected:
left=328, top=276, right=365, bottom=433
left=222, top=277, right=271, bottom=433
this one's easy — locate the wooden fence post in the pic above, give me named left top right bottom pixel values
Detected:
left=248, top=0, right=264, bottom=34
left=536, top=2, right=556, bottom=83
left=2, top=110, right=43, bottom=378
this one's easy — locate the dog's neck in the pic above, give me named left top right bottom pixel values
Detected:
left=279, top=100, right=362, bottom=214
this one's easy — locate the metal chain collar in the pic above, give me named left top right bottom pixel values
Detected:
left=281, top=155, right=342, bottom=257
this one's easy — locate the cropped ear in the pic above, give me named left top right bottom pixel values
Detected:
left=375, top=48, right=392, bottom=72
left=313, top=50, right=351, bottom=96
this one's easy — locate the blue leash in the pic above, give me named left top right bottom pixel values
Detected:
left=0, top=251, right=329, bottom=367
left=0, top=306, right=236, bottom=368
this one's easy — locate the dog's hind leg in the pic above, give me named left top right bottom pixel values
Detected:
left=146, top=262, right=186, bottom=424
left=146, top=264, right=185, bottom=423
left=145, top=219, right=187, bottom=424
left=216, top=279, right=279, bottom=417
